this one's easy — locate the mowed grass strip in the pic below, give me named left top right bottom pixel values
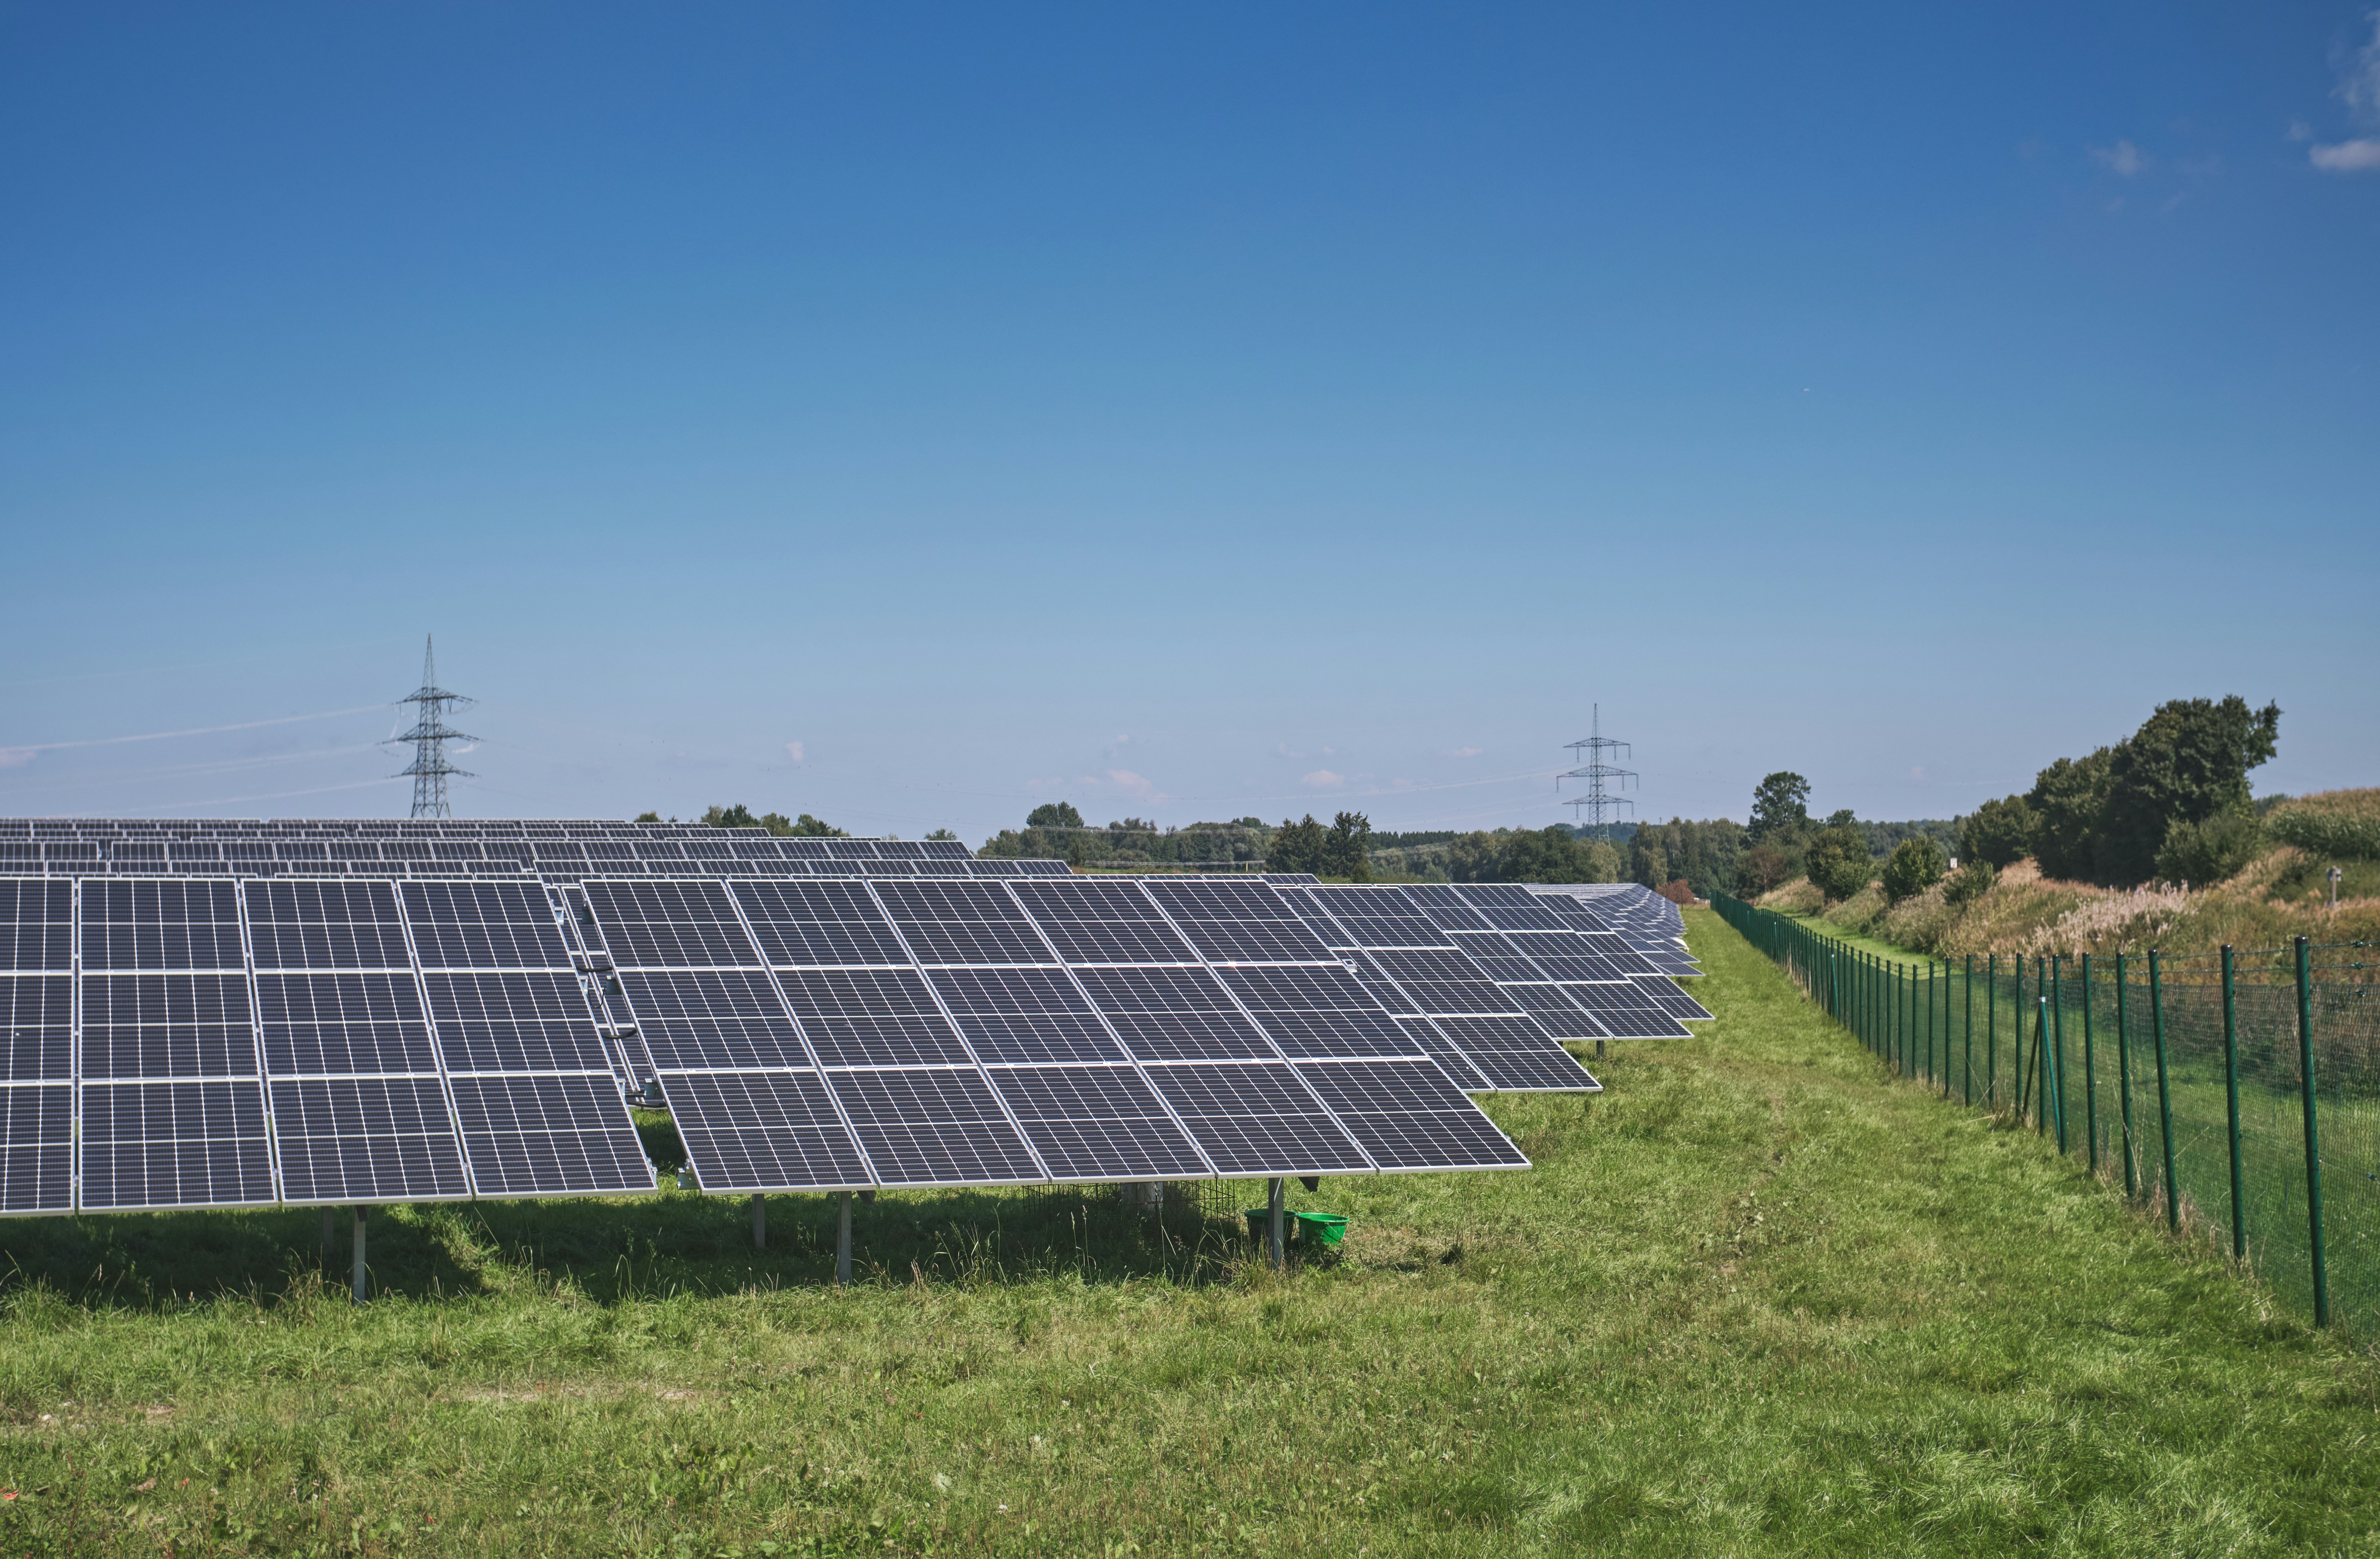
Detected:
left=3, top=906, right=2377, bottom=1556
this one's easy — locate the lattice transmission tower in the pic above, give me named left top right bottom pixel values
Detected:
left=387, top=635, right=477, bottom=818
left=1557, top=704, right=1636, bottom=832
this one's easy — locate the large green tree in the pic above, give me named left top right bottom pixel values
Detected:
left=1269, top=815, right=1330, bottom=874
left=1747, top=773, right=1811, bottom=847
left=2094, top=697, right=2281, bottom=886
left=1321, top=812, right=1374, bottom=881
left=1026, top=802, right=1085, bottom=830
left=1803, top=824, right=1872, bottom=901
left=2026, top=749, right=2114, bottom=882
left=1959, top=795, right=2036, bottom=870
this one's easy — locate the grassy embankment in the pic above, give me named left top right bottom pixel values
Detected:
left=1760, top=789, right=2380, bottom=965
left=5, top=909, right=2379, bottom=1556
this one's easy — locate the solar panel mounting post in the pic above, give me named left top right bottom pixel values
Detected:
left=836, top=1193, right=852, bottom=1287
left=1266, top=1176, right=1285, bottom=1269
left=751, top=1194, right=765, bottom=1250
left=352, top=1207, right=368, bottom=1304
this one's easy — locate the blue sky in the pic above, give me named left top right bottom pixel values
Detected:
left=3, top=2, right=2375, bottom=840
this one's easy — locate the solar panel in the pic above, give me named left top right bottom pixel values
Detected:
left=1282, top=884, right=1601, bottom=1092
left=582, top=878, right=874, bottom=1194
left=246, top=878, right=471, bottom=1204
left=859, top=879, right=1211, bottom=1182
left=397, top=880, right=652, bottom=1199
left=1291, top=1059, right=1530, bottom=1171
left=1141, top=879, right=1334, bottom=963
left=0, top=886, right=74, bottom=1211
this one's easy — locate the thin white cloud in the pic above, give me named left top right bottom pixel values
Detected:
left=1449, top=747, right=1483, bottom=758
left=1301, top=769, right=1345, bottom=789
left=2311, top=137, right=2380, bottom=171
left=2342, top=10, right=2380, bottom=119
left=2090, top=139, right=2147, bottom=176
left=785, top=741, right=805, bottom=762
left=2311, top=11, right=2380, bottom=171
left=0, top=748, right=33, bottom=768
left=1106, top=769, right=1156, bottom=799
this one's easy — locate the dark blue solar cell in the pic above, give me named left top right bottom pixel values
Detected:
left=0, top=1083, right=73, bottom=1212
left=78, top=974, right=257, bottom=1079
left=77, top=1080, right=276, bottom=1209
left=268, top=1076, right=471, bottom=1202
left=0, top=976, right=73, bottom=1082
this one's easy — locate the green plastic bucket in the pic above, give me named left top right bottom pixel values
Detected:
left=1291, top=1211, right=1347, bottom=1247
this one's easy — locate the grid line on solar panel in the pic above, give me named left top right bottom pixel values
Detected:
left=243, top=879, right=415, bottom=970
left=0, top=974, right=74, bottom=1083
left=614, top=970, right=820, bottom=1073
left=1, top=880, right=77, bottom=973
left=0, top=1082, right=75, bottom=1213
left=726, top=879, right=915, bottom=968
left=1294, top=1060, right=1530, bottom=1170
left=268, top=1075, right=471, bottom=1203
left=444, top=1074, right=654, bottom=1197
left=871, top=879, right=1052, bottom=965
left=919, top=967, right=1126, bottom=1064
left=1139, top=879, right=1333, bottom=964
left=398, top=880, right=574, bottom=970
left=578, top=879, right=760, bottom=968
left=1138, top=1061, right=1372, bottom=1176
left=79, top=973, right=259, bottom=1079
left=661, top=1071, right=873, bottom=1192
left=823, top=1068, right=1047, bottom=1185
left=1212, top=966, right=1421, bottom=1059
left=1390, top=1017, right=1496, bottom=1090
left=771, top=970, right=975, bottom=1068
left=77, top=1080, right=276, bottom=1210
left=986, top=1064, right=1212, bottom=1181
left=78, top=879, right=247, bottom=971
left=859, top=878, right=1226, bottom=1181
left=1007, top=878, right=1198, bottom=965
left=1501, top=986, right=1611, bottom=1041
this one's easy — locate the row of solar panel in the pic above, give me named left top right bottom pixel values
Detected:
left=0, top=820, right=950, bottom=846
left=0, top=837, right=974, bottom=861
left=1, top=872, right=1685, bottom=1214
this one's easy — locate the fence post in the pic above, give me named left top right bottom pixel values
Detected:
left=1986, top=954, right=1997, bottom=1107
left=1964, top=954, right=1975, bottom=1106
left=2221, top=945, right=2244, bottom=1266
left=2050, top=958, right=2067, bottom=1153
left=2151, top=949, right=2178, bottom=1234
left=2296, top=936, right=2329, bottom=1326
left=2081, top=954, right=2097, bottom=1175
left=2014, top=959, right=2031, bottom=1124
left=2116, top=951, right=2135, bottom=1199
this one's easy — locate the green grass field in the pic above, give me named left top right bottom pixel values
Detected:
left=5, top=907, right=2378, bottom=1556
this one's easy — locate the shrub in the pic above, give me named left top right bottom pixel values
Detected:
left=1803, top=825, right=1872, bottom=901
left=2154, top=809, right=2263, bottom=886
left=1736, top=844, right=1793, bottom=897
left=1881, top=836, right=1948, bottom=903
left=1959, top=795, right=2035, bottom=870
left=1656, top=879, right=1694, bottom=906
left=1944, top=859, right=1997, bottom=906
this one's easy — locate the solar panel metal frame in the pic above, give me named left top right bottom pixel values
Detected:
left=580, top=877, right=877, bottom=1195
left=860, top=877, right=1213, bottom=1186
left=244, top=876, right=475, bottom=1207
left=74, top=876, right=278, bottom=1213
left=1, top=878, right=78, bottom=1216
left=725, top=876, right=1051, bottom=1189
left=395, top=877, right=655, bottom=1202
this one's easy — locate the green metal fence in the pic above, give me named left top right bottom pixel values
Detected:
left=1711, top=893, right=2380, bottom=1335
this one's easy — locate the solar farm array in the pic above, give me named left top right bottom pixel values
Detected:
left=0, top=819, right=1705, bottom=1219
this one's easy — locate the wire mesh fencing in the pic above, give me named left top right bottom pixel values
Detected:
left=1712, top=892, right=2377, bottom=1336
